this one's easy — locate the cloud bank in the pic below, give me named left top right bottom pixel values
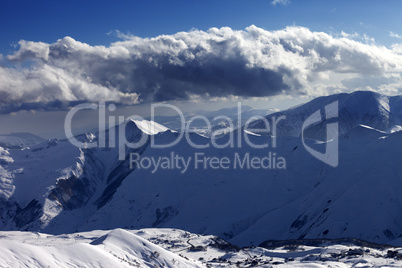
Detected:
left=2, top=25, right=402, bottom=113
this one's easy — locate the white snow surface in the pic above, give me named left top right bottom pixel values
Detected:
left=1, top=228, right=402, bottom=268
left=131, top=119, right=170, bottom=135
left=0, top=228, right=201, bottom=268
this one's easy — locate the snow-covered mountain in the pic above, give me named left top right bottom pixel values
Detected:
left=1, top=90, right=402, bottom=251
left=2, top=227, right=402, bottom=267
left=0, top=132, right=45, bottom=149
left=248, top=90, right=402, bottom=139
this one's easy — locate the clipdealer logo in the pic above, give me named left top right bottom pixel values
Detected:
left=301, top=101, right=339, bottom=167
left=64, top=101, right=339, bottom=173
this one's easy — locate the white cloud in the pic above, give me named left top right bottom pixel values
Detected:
left=7, top=40, right=50, bottom=61
left=1, top=25, right=402, bottom=113
left=390, top=31, right=402, bottom=39
left=392, top=44, right=402, bottom=54
left=340, top=31, right=359, bottom=39
left=271, top=0, right=290, bottom=5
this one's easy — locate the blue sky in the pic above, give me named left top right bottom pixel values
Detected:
left=1, top=0, right=401, bottom=55
left=1, top=0, right=402, bottom=137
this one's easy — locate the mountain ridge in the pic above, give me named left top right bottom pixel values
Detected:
left=1, top=91, right=402, bottom=248
left=248, top=90, right=402, bottom=139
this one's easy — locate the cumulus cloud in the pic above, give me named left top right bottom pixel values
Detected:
left=2, top=25, right=402, bottom=113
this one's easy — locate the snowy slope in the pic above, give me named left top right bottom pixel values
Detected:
left=0, top=228, right=202, bottom=268
left=1, top=228, right=402, bottom=268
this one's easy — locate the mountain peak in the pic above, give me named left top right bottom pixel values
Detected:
left=126, top=119, right=170, bottom=135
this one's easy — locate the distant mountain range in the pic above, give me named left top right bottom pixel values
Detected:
left=150, top=105, right=278, bottom=136
left=0, top=132, right=44, bottom=149
left=1, top=90, right=402, bottom=250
